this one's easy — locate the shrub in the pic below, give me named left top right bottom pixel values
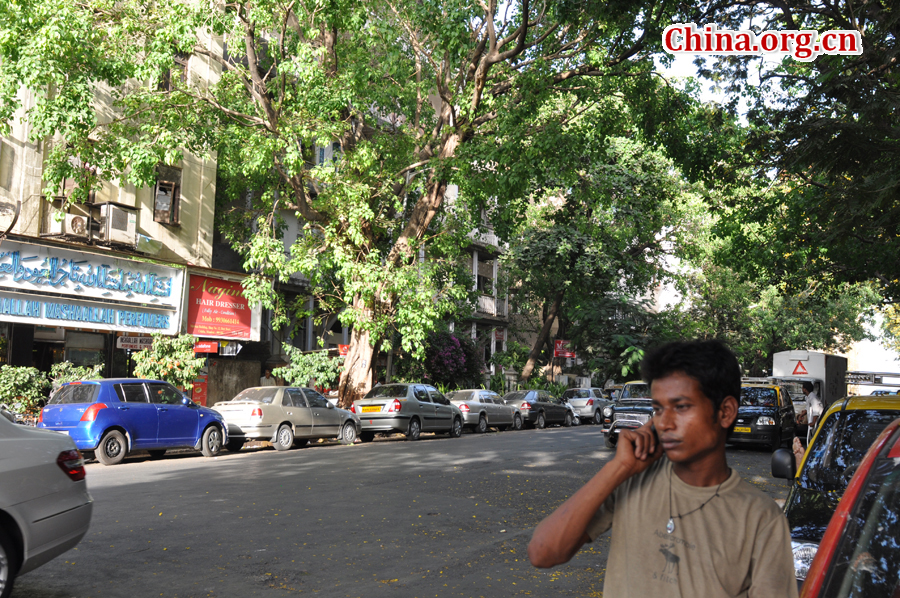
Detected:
left=0, top=365, right=49, bottom=413
left=133, top=334, right=205, bottom=389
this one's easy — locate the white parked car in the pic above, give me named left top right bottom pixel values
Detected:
left=0, top=416, right=93, bottom=598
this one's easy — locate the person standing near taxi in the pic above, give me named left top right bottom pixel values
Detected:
left=527, top=339, right=797, bottom=597
left=803, top=381, right=822, bottom=443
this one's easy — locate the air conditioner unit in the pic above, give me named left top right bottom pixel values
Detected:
left=46, top=212, right=91, bottom=239
left=98, top=203, right=137, bottom=246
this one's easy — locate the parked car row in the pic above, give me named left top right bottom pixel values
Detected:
left=33, top=379, right=621, bottom=467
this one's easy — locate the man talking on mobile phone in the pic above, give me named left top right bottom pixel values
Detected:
left=528, top=340, right=798, bottom=597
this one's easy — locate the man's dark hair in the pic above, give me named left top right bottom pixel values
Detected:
left=802, top=381, right=814, bottom=393
left=641, top=339, right=741, bottom=411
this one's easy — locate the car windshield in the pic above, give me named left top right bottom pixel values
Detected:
left=229, top=388, right=278, bottom=404
left=818, top=458, right=900, bottom=598
left=621, top=384, right=650, bottom=399
left=364, top=385, right=408, bottom=399
left=49, top=383, right=101, bottom=404
left=741, top=388, right=777, bottom=407
left=562, top=389, right=590, bottom=399
left=447, top=390, right=475, bottom=402
left=503, top=391, right=528, bottom=403
left=801, top=409, right=900, bottom=493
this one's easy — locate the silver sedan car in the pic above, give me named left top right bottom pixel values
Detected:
left=213, top=386, right=361, bottom=451
left=1, top=416, right=93, bottom=598
left=351, top=383, right=463, bottom=441
left=446, top=389, right=523, bottom=433
left=561, top=387, right=612, bottom=425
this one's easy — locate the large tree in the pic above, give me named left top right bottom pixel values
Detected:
left=1, top=0, right=689, bottom=405
left=682, top=1, right=900, bottom=302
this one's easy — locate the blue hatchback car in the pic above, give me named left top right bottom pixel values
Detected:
left=37, top=378, right=228, bottom=465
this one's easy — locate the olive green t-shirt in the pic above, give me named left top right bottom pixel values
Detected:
left=586, top=458, right=798, bottom=598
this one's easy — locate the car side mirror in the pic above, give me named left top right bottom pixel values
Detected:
left=181, top=397, right=195, bottom=407
left=771, top=448, right=796, bottom=479
left=326, top=401, right=334, bottom=409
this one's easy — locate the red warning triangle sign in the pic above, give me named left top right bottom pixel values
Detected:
left=792, top=361, right=809, bottom=375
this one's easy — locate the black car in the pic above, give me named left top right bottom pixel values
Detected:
left=502, top=390, right=571, bottom=429
left=729, top=384, right=796, bottom=451
left=602, top=381, right=652, bottom=448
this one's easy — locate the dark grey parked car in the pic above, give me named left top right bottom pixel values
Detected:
left=351, top=383, right=463, bottom=441
left=502, top=390, right=571, bottom=429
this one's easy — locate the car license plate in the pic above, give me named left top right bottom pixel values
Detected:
left=734, top=426, right=752, bottom=433
left=362, top=406, right=381, bottom=413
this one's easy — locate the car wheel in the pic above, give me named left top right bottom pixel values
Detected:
left=593, top=411, right=603, bottom=425
left=564, top=412, right=573, bottom=427
left=147, top=449, right=167, bottom=460
left=225, top=439, right=244, bottom=453
left=97, top=430, right=127, bottom=466
left=341, top=422, right=357, bottom=445
left=605, top=433, right=617, bottom=449
left=450, top=417, right=463, bottom=438
left=513, top=413, right=523, bottom=431
left=360, top=431, right=375, bottom=443
left=0, top=526, right=19, bottom=598
left=406, top=417, right=421, bottom=441
left=201, top=426, right=223, bottom=457
left=476, top=415, right=488, bottom=434
left=274, top=424, right=294, bottom=451
left=536, top=412, right=546, bottom=429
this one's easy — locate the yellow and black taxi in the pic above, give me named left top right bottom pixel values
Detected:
left=799, top=415, right=900, bottom=597
left=772, top=395, right=900, bottom=590
left=729, top=383, right=797, bottom=451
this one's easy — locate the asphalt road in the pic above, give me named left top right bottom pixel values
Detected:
left=12, top=425, right=791, bottom=598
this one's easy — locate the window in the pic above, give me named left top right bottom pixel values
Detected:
left=287, top=389, right=308, bottom=407
left=229, top=387, right=277, bottom=404
left=303, top=389, right=330, bottom=408
left=158, top=52, right=189, bottom=92
left=428, top=390, right=449, bottom=405
left=49, top=384, right=101, bottom=405
left=147, top=383, right=184, bottom=405
left=116, top=384, right=148, bottom=403
left=154, top=165, right=181, bottom=225
left=414, top=387, right=431, bottom=402
left=740, top=388, right=778, bottom=407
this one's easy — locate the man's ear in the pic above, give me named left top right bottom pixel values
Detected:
left=718, top=396, right=738, bottom=429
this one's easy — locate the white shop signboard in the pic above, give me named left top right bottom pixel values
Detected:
left=0, top=240, right=183, bottom=335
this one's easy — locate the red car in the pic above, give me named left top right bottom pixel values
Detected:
left=800, top=416, right=900, bottom=597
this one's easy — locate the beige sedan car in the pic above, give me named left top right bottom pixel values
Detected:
left=213, top=386, right=361, bottom=451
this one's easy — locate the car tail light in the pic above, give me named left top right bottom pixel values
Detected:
left=251, top=407, right=263, bottom=419
left=57, top=450, right=86, bottom=481
left=586, top=399, right=593, bottom=407
left=459, top=404, right=470, bottom=413
left=387, top=399, right=402, bottom=413
left=38, top=408, right=44, bottom=423
left=520, top=402, right=531, bottom=411
left=349, top=403, right=357, bottom=414
left=80, top=403, right=107, bottom=422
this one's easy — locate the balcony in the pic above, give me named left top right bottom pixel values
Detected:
left=467, top=228, right=501, bottom=248
left=476, top=294, right=507, bottom=317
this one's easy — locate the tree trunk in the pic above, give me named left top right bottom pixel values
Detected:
left=337, top=325, right=375, bottom=409
left=520, top=289, right=565, bottom=382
